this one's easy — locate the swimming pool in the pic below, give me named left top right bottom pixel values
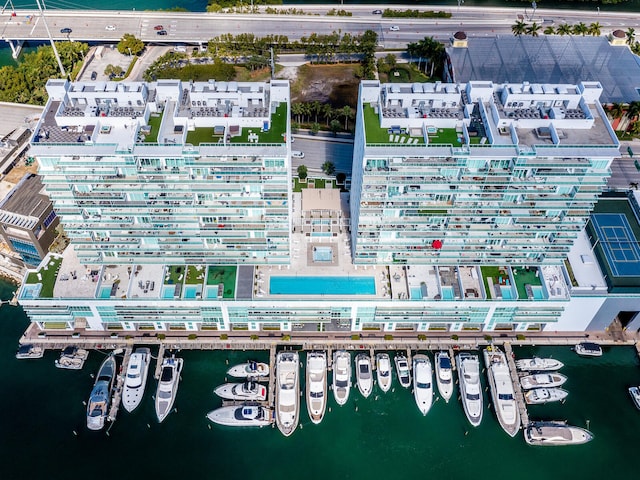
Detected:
left=183, top=285, right=201, bottom=299
left=441, top=286, right=455, bottom=300
left=99, top=287, right=111, bottom=299
left=313, top=246, right=333, bottom=262
left=410, top=287, right=422, bottom=300
left=162, top=286, right=177, bottom=299
left=500, top=286, right=515, bottom=300
left=270, top=276, right=376, bottom=295
left=531, top=285, right=545, bottom=300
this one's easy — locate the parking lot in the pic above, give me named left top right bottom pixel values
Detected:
left=290, top=135, right=354, bottom=179
left=79, top=46, right=134, bottom=82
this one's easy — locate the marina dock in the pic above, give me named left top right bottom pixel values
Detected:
left=154, top=344, right=166, bottom=379
left=267, top=345, right=276, bottom=409
left=503, top=343, right=529, bottom=428
left=107, top=346, right=132, bottom=423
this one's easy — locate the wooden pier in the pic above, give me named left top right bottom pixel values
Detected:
left=267, top=345, right=276, bottom=409
left=154, top=344, right=166, bottom=379
left=107, top=346, right=132, bottom=423
left=503, top=343, right=529, bottom=428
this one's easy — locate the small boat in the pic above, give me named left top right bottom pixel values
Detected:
left=376, top=353, right=392, bottom=393
left=275, top=351, right=300, bottom=436
left=520, top=373, right=567, bottom=390
left=435, top=351, right=454, bottom=403
left=227, top=360, right=269, bottom=378
left=214, top=381, right=267, bottom=401
left=86, top=354, right=117, bottom=431
left=456, top=353, right=483, bottom=427
left=155, top=355, right=183, bottom=423
left=15, top=344, right=44, bottom=359
left=484, top=347, right=520, bottom=437
left=55, top=346, right=89, bottom=370
left=574, top=342, right=603, bottom=357
left=524, top=421, right=593, bottom=446
left=207, top=405, right=273, bottom=427
left=122, top=347, right=151, bottom=412
left=355, top=354, right=373, bottom=398
left=515, top=357, right=564, bottom=372
left=413, top=354, right=433, bottom=415
left=306, top=351, right=327, bottom=424
left=525, top=388, right=569, bottom=405
left=629, top=386, right=640, bottom=410
left=332, top=350, right=351, bottom=406
left=395, top=354, right=411, bottom=388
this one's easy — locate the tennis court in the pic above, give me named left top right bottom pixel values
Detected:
left=590, top=213, right=640, bottom=277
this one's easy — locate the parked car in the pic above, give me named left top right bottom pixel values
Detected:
left=105, top=25, right=116, bottom=31
left=156, top=30, right=167, bottom=36
left=372, top=9, right=383, bottom=14
left=60, top=27, right=72, bottom=34
left=154, top=25, right=164, bottom=31
left=90, top=71, right=97, bottom=81
left=291, top=151, right=305, bottom=159
left=389, top=26, right=400, bottom=32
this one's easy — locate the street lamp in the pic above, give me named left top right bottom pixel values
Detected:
left=457, top=0, right=464, bottom=12
left=531, top=1, right=537, bottom=21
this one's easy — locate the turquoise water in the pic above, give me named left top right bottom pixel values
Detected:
left=501, top=286, right=514, bottom=299
left=183, top=284, right=200, bottom=298
left=1, top=278, right=640, bottom=478
left=99, top=286, right=111, bottom=298
left=162, top=285, right=176, bottom=298
left=313, top=246, right=333, bottom=262
left=442, top=285, right=455, bottom=300
left=270, top=276, right=375, bottom=295
left=532, top=285, right=544, bottom=300
left=410, top=286, right=422, bottom=300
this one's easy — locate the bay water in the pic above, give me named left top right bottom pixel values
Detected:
left=0, top=279, right=639, bottom=479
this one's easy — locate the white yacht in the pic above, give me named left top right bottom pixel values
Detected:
left=520, top=373, right=567, bottom=390
left=214, top=381, right=267, bottom=401
left=227, top=361, right=269, bottom=378
left=574, top=342, right=603, bottom=357
left=207, top=405, right=273, bottom=427
left=629, top=386, right=640, bottom=410
left=525, top=388, right=568, bottom=405
left=435, top=351, right=454, bottom=403
left=155, top=355, right=183, bottom=423
left=275, top=351, right=300, bottom=436
left=483, top=347, right=520, bottom=437
left=15, top=344, right=44, bottom=359
left=55, top=346, right=89, bottom=370
left=122, top=347, right=151, bottom=412
left=524, top=421, right=593, bottom=446
left=332, top=350, right=351, bottom=406
left=86, top=354, right=116, bottom=431
left=456, top=353, right=483, bottom=427
left=306, top=351, right=327, bottom=424
left=355, top=354, right=373, bottom=398
left=395, top=354, right=411, bottom=388
left=515, top=357, right=564, bottom=372
left=376, top=353, right=392, bottom=393
left=413, top=354, right=433, bottom=416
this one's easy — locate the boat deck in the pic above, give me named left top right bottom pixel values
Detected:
left=503, top=343, right=529, bottom=428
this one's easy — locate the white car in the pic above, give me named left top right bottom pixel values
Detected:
left=291, top=151, right=305, bottom=159
left=389, top=26, right=400, bottom=32
left=105, top=25, right=116, bottom=31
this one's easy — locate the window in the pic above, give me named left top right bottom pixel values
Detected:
left=43, top=210, right=57, bottom=228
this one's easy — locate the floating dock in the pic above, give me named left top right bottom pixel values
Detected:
left=107, top=346, right=132, bottom=423
left=503, top=343, right=529, bottom=428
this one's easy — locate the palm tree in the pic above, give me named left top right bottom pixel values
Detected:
left=341, top=105, right=353, bottom=131
left=627, top=101, right=640, bottom=122
left=556, top=23, right=572, bottom=36
left=526, top=22, right=542, bottom=37
left=543, top=26, right=555, bottom=35
left=572, top=22, right=588, bottom=36
left=512, top=21, right=527, bottom=36
left=588, top=22, right=602, bottom=36
left=626, top=27, right=636, bottom=45
left=608, top=103, right=625, bottom=121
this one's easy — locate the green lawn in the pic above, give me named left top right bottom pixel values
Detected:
left=230, top=103, right=287, bottom=144
left=143, top=113, right=162, bottom=143
left=164, top=265, right=186, bottom=285
left=293, top=178, right=337, bottom=192
left=186, top=127, right=221, bottom=146
left=480, top=266, right=502, bottom=300
left=206, top=266, right=237, bottom=299
left=363, top=104, right=425, bottom=145
left=25, top=256, right=63, bottom=298
left=512, top=267, right=542, bottom=300
left=428, top=128, right=461, bottom=145
left=186, top=265, right=206, bottom=285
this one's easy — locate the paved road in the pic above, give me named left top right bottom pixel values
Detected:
left=290, top=134, right=354, bottom=178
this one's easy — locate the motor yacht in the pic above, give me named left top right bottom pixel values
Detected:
left=15, top=344, right=44, bottom=359
left=122, top=347, right=151, bottom=412
left=524, top=387, right=568, bottom=405
left=275, top=351, right=300, bottom=436
left=207, top=405, right=273, bottom=427
left=214, top=381, right=267, bottom=401
left=86, top=354, right=116, bottom=431
left=520, top=373, right=567, bottom=390
left=435, top=351, right=453, bottom=403
left=629, top=386, right=640, bottom=410
left=376, top=353, right=392, bottom=393
left=574, top=342, right=603, bottom=357
left=355, top=354, right=373, bottom=398
left=524, top=421, right=593, bottom=446
left=332, top=350, right=351, bottom=406
left=394, top=354, right=411, bottom=388
left=456, top=353, right=483, bottom=427
left=413, top=354, right=433, bottom=415
left=306, top=351, right=327, bottom=424
left=227, top=361, right=269, bottom=378
left=55, top=346, right=89, bottom=370
left=483, top=347, right=520, bottom=437
left=155, top=355, right=183, bottom=423
left=515, top=357, right=564, bottom=372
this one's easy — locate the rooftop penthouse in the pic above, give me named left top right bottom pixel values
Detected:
left=31, top=79, right=290, bottom=156
left=360, top=80, right=619, bottom=155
